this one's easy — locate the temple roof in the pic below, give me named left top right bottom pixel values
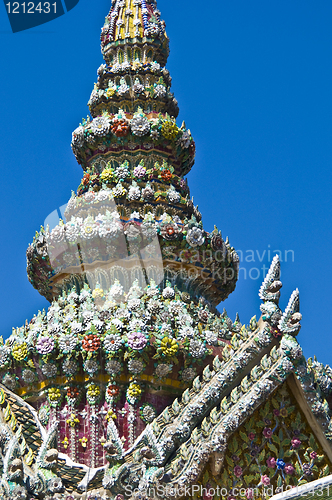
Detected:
left=4, top=1, right=331, bottom=498
left=3, top=256, right=332, bottom=497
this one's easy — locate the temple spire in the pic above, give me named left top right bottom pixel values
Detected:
left=101, top=0, right=169, bottom=66
left=26, top=0, right=239, bottom=308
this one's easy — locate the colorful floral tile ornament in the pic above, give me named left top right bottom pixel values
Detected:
left=1, top=1, right=332, bottom=499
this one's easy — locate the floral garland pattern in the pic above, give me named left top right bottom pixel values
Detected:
left=0, top=280, right=241, bottom=393
left=71, top=109, right=195, bottom=175
left=26, top=178, right=239, bottom=304
left=75, top=158, right=188, bottom=202
left=199, top=383, right=331, bottom=500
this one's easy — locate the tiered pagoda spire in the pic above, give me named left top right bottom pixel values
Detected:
left=26, top=0, right=239, bottom=308
left=0, top=2, right=331, bottom=500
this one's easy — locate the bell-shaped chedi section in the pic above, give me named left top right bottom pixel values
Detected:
left=26, top=0, right=239, bottom=309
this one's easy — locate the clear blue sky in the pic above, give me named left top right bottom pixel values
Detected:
left=1, top=0, right=332, bottom=365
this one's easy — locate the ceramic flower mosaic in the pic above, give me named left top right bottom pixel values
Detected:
left=1, top=1, right=332, bottom=499
left=199, top=384, right=331, bottom=499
